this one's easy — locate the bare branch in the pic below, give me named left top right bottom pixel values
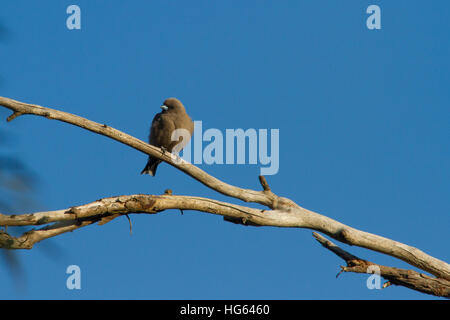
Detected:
left=312, top=232, right=450, bottom=298
left=258, top=175, right=271, bottom=192
left=0, top=96, right=278, bottom=208
left=6, top=111, right=23, bottom=122
left=0, top=194, right=266, bottom=248
left=0, top=96, right=449, bottom=296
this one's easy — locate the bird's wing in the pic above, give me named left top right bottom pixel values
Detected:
left=171, top=113, right=194, bottom=151
left=149, top=112, right=177, bottom=149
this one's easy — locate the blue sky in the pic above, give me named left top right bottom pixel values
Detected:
left=0, top=1, right=449, bottom=299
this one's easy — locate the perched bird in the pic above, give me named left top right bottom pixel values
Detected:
left=141, top=98, right=194, bottom=176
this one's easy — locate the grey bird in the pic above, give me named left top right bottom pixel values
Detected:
left=141, top=98, right=194, bottom=176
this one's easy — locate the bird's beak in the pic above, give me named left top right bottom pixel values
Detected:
left=160, top=105, right=168, bottom=111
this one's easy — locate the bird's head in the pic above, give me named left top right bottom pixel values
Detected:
left=160, top=98, right=186, bottom=113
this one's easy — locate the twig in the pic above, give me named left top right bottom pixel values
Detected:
left=258, top=175, right=271, bottom=192
left=125, top=214, right=132, bottom=235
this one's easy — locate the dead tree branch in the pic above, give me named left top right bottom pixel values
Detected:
left=312, top=232, right=450, bottom=298
left=0, top=96, right=449, bottom=297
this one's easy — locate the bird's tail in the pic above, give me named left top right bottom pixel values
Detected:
left=140, top=157, right=161, bottom=176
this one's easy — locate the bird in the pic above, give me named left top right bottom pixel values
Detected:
left=141, top=97, right=194, bottom=176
